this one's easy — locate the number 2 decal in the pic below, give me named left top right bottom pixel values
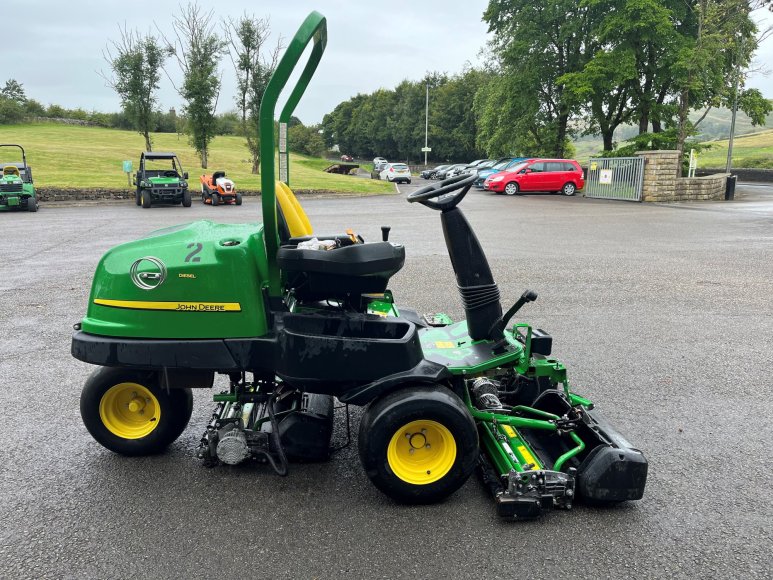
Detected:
left=185, top=242, right=203, bottom=263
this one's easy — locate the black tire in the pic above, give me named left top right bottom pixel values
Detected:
left=504, top=182, right=519, bottom=196
left=211, top=193, right=219, bottom=207
left=407, top=179, right=412, bottom=184
left=561, top=182, right=577, bottom=196
left=182, top=189, right=192, bottom=207
left=235, top=193, right=243, bottom=206
left=141, top=190, right=152, bottom=208
left=358, top=386, right=478, bottom=504
left=80, top=366, right=193, bottom=456
left=27, top=197, right=38, bottom=212
left=135, top=188, right=141, bottom=206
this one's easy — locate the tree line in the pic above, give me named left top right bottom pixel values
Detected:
left=324, top=0, right=771, bottom=163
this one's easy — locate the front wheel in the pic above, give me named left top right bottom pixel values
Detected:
left=135, top=188, right=141, bottom=206
left=27, top=197, right=38, bottom=212
left=561, top=182, right=577, bottom=196
left=80, top=367, right=193, bottom=456
left=407, top=179, right=412, bottom=184
left=358, top=386, right=478, bottom=504
left=235, top=192, right=243, bottom=206
left=141, top=190, right=152, bottom=208
left=504, top=182, right=519, bottom=196
left=182, top=189, right=192, bottom=207
left=210, top=193, right=219, bottom=206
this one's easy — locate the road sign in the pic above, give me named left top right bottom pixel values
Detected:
left=599, top=169, right=613, bottom=185
left=421, top=147, right=432, bottom=152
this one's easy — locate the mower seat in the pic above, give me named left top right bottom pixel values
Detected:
left=274, top=181, right=405, bottom=298
left=3, top=165, right=20, bottom=177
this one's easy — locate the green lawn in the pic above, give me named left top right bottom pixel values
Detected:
left=0, top=123, right=393, bottom=194
left=697, top=129, right=773, bottom=169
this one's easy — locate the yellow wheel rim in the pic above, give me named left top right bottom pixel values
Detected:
left=99, top=382, right=161, bottom=439
left=387, top=419, right=457, bottom=485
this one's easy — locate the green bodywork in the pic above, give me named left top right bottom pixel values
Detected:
left=145, top=177, right=182, bottom=187
left=0, top=144, right=36, bottom=212
left=82, top=221, right=269, bottom=339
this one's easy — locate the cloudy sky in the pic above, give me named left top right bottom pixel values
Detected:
left=5, top=0, right=773, bottom=124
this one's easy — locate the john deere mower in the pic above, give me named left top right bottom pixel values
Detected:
left=200, top=171, right=242, bottom=206
left=72, top=12, right=646, bottom=519
left=0, top=144, right=38, bottom=212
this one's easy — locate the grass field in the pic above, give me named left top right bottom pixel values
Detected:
left=697, top=129, right=773, bottom=169
left=0, top=123, right=392, bottom=194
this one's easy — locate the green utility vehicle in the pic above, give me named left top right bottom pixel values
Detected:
left=0, top=144, right=38, bottom=212
left=72, top=12, right=646, bottom=519
left=134, top=152, right=191, bottom=208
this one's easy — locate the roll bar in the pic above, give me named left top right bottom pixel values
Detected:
left=259, top=11, right=327, bottom=297
left=0, top=144, right=27, bottom=167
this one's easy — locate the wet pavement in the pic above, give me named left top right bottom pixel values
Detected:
left=1, top=182, right=772, bottom=578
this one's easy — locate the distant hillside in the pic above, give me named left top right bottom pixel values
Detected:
left=572, top=106, right=773, bottom=166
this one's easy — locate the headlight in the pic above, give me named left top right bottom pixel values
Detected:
left=490, top=175, right=503, bottom=182
left=180, top=181, right=188, bottom=188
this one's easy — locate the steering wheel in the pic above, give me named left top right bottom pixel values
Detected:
left=163, top=170, right=178, bottom=177
left=407, top=172, right=476, bottom=211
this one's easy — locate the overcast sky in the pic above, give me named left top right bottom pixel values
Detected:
left=5, top=0, right=773, bottom=125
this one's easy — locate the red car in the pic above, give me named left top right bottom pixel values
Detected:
left=484, top=158, right=584, bottom=196
left=340, top=154, right=354, bottom=162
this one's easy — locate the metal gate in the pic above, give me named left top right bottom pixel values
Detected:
left=584, top=156, right=644, bottom=201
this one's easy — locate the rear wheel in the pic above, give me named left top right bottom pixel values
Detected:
left=561, top=182, right=577, bottom=196
left=182, top=189, right=192, bottom=207
left=235, top=193, right=243, bottom=206
left=141, top=190, right=152, bottom=208
left=80, top=367, right=193, bottom=456
left=504, top=182, right=519, bottom=196
left=211, top=193, right=219, bottom=206
left=358, top=386, right=478, bottom=504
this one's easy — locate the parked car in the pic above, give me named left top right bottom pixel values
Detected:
left=484, top=159, right=585, bottom=196
left=420, top=164, right=449, bottom=179
left=435, top=164, right=468, bottom=180
left=463, top=159, right=492, bottom=171
left=474, top=157, right=530, bottom=188
left=373, top=157, right=387, bottom=166
left=380, top=162, right=412, bottom=183
left=340, top=154, right=354, bottom=162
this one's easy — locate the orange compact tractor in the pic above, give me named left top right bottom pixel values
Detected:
left=200, top=171, right=242, bottom=206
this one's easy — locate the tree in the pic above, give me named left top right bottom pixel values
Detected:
left=483, top=0, right=593, bottom=158
left=162, top=3, right=225, bottom=168
left=102, top=28, right=165, bottom=151
left=288, top=123, right=326, bottom=157
left=1, top=79, right=26, bottom=103
left=225, top=14, right=283, bottom=173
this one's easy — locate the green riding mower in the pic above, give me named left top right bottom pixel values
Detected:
left=0, top=144, right=38, bottom=212
left=72, top=12, right=646, bottom=519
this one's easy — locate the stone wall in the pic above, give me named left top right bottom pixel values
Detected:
left=636, top=150, right=728, bottom=202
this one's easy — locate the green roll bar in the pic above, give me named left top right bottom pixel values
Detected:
left=259, top=11, right=328, bottom=297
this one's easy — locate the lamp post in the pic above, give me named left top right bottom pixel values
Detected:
left=424, top=82, right=429, bottom=166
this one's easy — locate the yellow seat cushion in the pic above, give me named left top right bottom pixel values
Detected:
left=276, top=181, right=313, bottom=238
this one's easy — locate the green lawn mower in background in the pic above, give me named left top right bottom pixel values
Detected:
left=72, top=12, right=647, bottom=519
left=134, top=151, right=191, bottom=208
left=0, top=144, right=38, bottom=212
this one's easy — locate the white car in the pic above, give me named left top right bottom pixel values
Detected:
left=373, top=157, right=387, bottom=166
left=379, top=162, right=412, bottom=184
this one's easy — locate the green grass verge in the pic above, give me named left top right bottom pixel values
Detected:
left=697, top=129, right=773, bottom=169
left=0, top=123, right=393, bottom=193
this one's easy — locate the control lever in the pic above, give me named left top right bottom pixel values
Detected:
left=489, top=290, right=538, bottom=352
left=381, top=226, right=391, bottom=242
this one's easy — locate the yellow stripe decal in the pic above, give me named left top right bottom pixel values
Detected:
left=502, top=425, right=517, bottom=438
left=94, top=299, right=241, bottom=312
left=517, top=445, right=541, bottom=470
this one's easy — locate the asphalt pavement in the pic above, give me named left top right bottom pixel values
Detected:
left=1, top=181, right=772, bottom=578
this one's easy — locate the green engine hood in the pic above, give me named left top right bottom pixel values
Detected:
left=81, top=220, right=270, bottom=339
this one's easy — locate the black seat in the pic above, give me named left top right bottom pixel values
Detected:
left=277, top=242, right=405, bottom=299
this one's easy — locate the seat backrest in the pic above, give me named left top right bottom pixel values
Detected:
left=3, top=165, right=20, bottom=177
left=275, top=181, right=313, bottom=238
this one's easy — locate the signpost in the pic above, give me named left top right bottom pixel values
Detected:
left=688, top=149, right=697, bottom=178
left=279, top=122, right=289, bottom=184
left=122, top=160, right=133, bottom=187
